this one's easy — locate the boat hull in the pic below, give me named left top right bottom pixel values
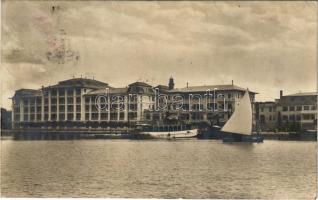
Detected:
left=197, top=125, right=223, bottom=139
left=135, top=129, right=198, bottom=139
left=222, top=133, right=264, bottom=143
left=197, top=125, right=264, bottom=143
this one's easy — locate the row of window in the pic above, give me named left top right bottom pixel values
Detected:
left=20, top=99, right=41, bottom=105
left=19, top=97, right=82, bottom=106
left=14, top=111, right=141, bottom=122
left=22, top=107, right=41, bottom=113
left=282, top=114, right=316, bottom=121
left=19, top=92, right=83, bottom=105
left=259, top=115, right=276, bottom=122
left=260, top=113, right=316, bottom=122
left=85, top=113, right=129, bottom=121
left=14, top=113, right=81, bottom=121
left=19, top=94, right=241, bottom=109
left=50, top=97, right=81, bottom=104
left=14, top=111, right=230, bottom=122
left=178, top=113, right=226, bottom=121
left=260, top=107, right=276, bottom=112
left=16, top=105, right=82, bottom=113
left=47, top=88, right=83, bottom=96
left=16, top=103, right=234, bottom=115
left=83, top=93, right=242, bottom=105
left=146, top=113, right=226, bottom=121
left=85, top=96, right=142, bottom=104
left=171, top=103, right=229, bottom=111
left=282, top=105, right=316, bottom=112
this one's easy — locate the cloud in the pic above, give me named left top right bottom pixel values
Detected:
left=1, top=1, right=316, bottom=109
left=4, top=49, right=44, bottom=64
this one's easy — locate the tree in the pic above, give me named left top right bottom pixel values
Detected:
left=1, top=108, right=12, bottom=130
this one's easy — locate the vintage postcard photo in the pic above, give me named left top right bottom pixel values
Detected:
left=1, top=0, right=317, bottom=199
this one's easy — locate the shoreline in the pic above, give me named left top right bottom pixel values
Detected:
left=1, top=129, right=316, bottom=141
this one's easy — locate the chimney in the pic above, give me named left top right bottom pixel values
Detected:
left=231, top=80, right=234, bottom=85
left=280, top=90, right=283, bottom=99
left=168, top=76, right=174, bottom=90
left=186, top=82, right=189, bottom=89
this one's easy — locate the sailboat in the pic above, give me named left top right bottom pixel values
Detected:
left=221, top=90, right=263, bottom=143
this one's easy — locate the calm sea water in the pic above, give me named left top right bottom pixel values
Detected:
left=1, top=139, right=316, bottom=199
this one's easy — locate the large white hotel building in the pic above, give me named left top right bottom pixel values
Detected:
left=11, top=77, right=256, bottom=129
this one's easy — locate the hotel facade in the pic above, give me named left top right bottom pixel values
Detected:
left=11, top=77, right=256, bottom=129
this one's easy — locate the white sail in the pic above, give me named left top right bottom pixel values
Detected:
left=221, top=90, right=252, bottom=135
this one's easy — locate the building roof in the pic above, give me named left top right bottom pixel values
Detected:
left=285, top=92, right=317, bottom=97
left=49, top=78, right=109, bottom=89
left=85, top=87, right=128, bottom=95
left=155, top=84, right=169, bottom=88
left=169, top=84, right=257, bottom=94
left=13, top=89, right=42, bottom=98
left=278, top=92, right=317, bottom=106
left=155, top=85, right=169, bottom=90
left=128, top=81, right=152, bottom=88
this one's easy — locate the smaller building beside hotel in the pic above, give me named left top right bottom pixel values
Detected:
left=255, top=101, right=277, bottom=131
left=255, top=90, right=317, bottom=131
left=277, top=91, right=317, bottom=131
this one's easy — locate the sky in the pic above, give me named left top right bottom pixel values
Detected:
left=1, top=1, right=317, bottom=109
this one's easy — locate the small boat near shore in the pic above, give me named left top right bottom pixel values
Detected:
left=133, top=124, right=198, bottom=139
